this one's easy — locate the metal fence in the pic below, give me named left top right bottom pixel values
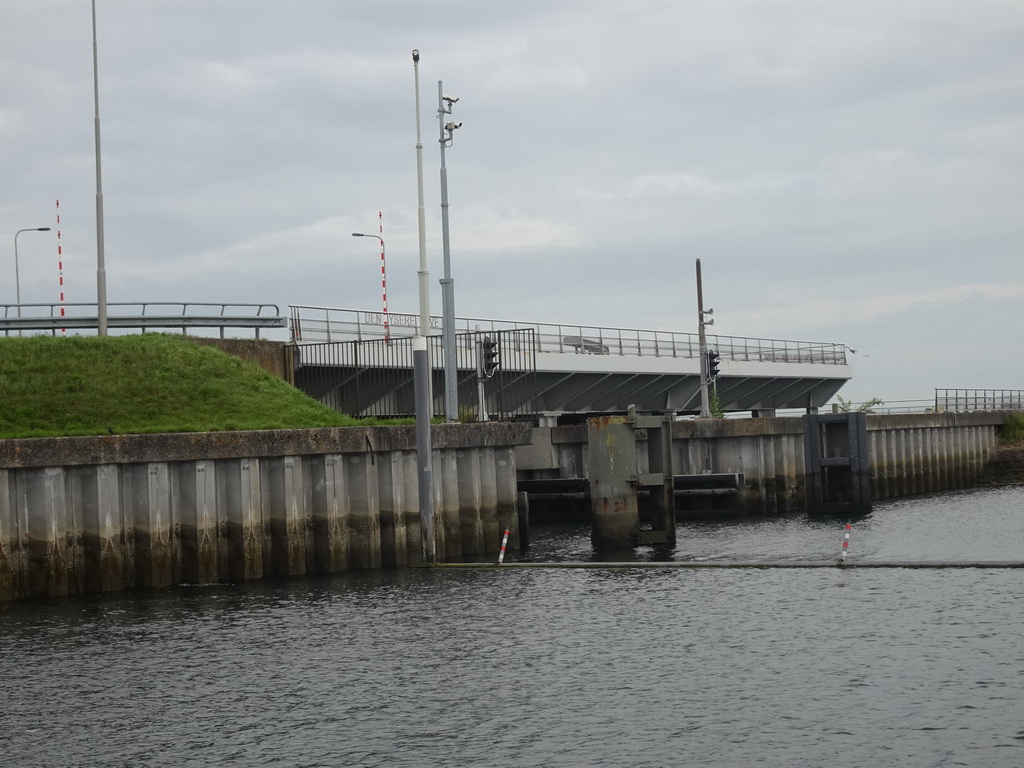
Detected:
left=289, top=305, right=848, bottom=366
left=292, top=328, right=537, bottom=420
left=1, top=302, right=286, bottom=338
left=935, top=389, right=1024, bottom=413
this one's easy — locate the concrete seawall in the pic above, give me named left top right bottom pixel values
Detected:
left=0, top=423, right=532, bottom=602
left=516, top=412, right=1008, bottom=515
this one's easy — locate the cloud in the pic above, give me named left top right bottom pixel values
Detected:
left=2, top=0, right=1022, bottom=404
left=736, top=283, right=1024, bottom=334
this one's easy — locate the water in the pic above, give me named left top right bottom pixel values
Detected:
left=2, top=486, right=1023, bottom=767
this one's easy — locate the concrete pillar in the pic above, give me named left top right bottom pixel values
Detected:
left=215, top=458, right=243, bottom=582
left=304, top=455, right=330, bottom=574
left=402, top=451, right=424, bottom=565
left=260, top=456, right=306, bottom=577
left=171, top=460, right=219, bottom=584
left=214, top=457, right=266, bottom=581
left=456, top=448, right=484, bottom=556
left=760, top=435, right=777, bottom=514
left=439, top=448, right=463, bottom=560
left=895, top=430, right=907, bottom=497
left=494, top=446, right=518, bottom=552
left=480, top=446, right=501, bottom=554
left=321, top=454, right=350, bottom=572
left=123, top=463, right=173, bottom=589
left=780, top=432, right=799, bottom=512
left=198, top=461, right=220, bottom=584
left=345, top=454, right=381, bottom=569
left=17, top=467, right=74, bottom=599
left=935, top=427, right=948, bottom=490
left=884, top=429, right=897, bottom=498
left=71, top=464, right=125, bottom=594
left=951, top=426, right=965, bottom=489
left=242, top=458, right=267, bottom=579
left=0, top=470, right=15, bottom=601
left=588, top=416, right=639, bottom=551
left=376, top=450, right=406, bottom=568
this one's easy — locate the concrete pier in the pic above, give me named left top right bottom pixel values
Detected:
left=0, top=423, right=532, bottom=602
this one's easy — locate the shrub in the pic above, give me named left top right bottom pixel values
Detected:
left=1000, top=412, right=1024, bottom=444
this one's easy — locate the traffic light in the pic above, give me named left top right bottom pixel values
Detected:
left=706, top=349, right=721, bottom=381
left=482, top=336, right=499, bottom=378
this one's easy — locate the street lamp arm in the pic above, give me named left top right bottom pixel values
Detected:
left=351, top=232, right=383, bottom=246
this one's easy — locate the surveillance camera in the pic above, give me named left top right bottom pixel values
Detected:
left=443, top=95, right=459, bottom=104
left=445, top=121, right=463, bottom=131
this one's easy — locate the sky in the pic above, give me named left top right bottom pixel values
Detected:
left=2, top=0, right=1022, bottom=406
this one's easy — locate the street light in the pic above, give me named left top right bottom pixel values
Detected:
left=437, top=80, right=461, bottom=422
left=92, top=0, right=108, bottom=335
left=411, top=48, right=435, bottom=564
left=14, top=227, right=51, bottom=318
left=351, top=232, right=389, bottom=340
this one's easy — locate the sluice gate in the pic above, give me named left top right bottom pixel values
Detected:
left=515, top=410, right=1008, bottom=553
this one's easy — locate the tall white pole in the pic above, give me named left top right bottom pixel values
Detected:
left=438, top=80, right=458, bottom=422
left=413, top=52, right=430, bottom=337
left=92, top=0, right=108, bottom=335
left=411, top=50, right=435, bottom=563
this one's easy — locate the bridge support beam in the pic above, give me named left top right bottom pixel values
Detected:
left=588, top=411, right=676, bottom=552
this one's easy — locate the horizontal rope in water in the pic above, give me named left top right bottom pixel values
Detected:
left=420, top=561, right=1024, bottom=570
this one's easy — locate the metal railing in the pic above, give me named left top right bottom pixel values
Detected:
left=293, top=328, right=537, bottom=420
left=289, top=305, right=848, bottom=366
left=935, top=389, right=1024, bottom=413
left=1, top=302, right=286, bottom=338
left=822, top=392, right=1024, bottom=415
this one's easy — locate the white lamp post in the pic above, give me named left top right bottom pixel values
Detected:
left=351, top=232, right=389, bottom=340
left=14, top=227, right=51, bottom=318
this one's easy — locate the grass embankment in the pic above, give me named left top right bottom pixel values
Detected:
left=0, top=334, right=386, bottom=438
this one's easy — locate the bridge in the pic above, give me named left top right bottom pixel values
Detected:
left=289, top=305, right=852, bottom=419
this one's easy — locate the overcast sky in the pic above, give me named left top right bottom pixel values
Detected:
left=2, top=0, right=1022, bottom=405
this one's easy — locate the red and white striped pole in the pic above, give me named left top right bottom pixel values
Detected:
left=838, top=522, right=851, bottom=565
left=55, top=199, right=66, bottom=335
left=498, top=527, right=510, bottom=564
left=379, top=211, right=389, bottom=341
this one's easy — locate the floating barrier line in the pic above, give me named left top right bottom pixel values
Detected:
left=417, top=561, right=1024, bottom=570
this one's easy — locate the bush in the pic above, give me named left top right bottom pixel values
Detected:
left=1000, top=412, right=1024, bottom=444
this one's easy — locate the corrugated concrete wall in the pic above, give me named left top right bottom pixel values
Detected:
left=866, top=413, right=1001, bottom=499
left=0, top=423, right=531, bottom=602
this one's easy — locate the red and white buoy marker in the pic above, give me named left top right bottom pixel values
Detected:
left=838, top=522, right=851, bottom=565
left=498, top=528, right=510, bottom=564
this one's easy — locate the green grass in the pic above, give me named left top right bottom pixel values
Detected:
left=0, top=334, right=402, bottom=438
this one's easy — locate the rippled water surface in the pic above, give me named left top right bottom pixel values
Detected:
left=2, top=486, right=1023, bottom=767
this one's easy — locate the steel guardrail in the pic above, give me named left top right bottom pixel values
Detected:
left=1, top=302, right=286, bottom=338
left=289, top=305, right=849, bottom=366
